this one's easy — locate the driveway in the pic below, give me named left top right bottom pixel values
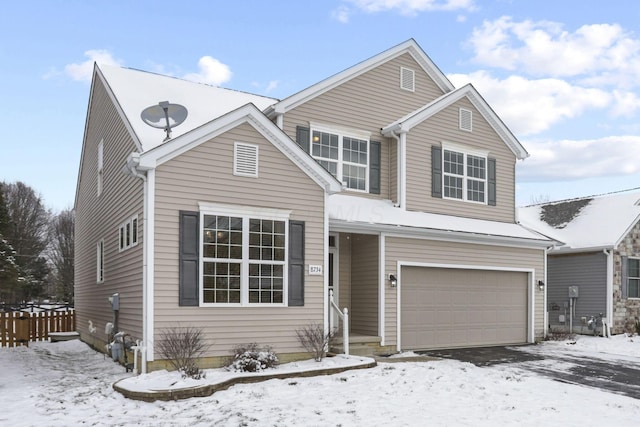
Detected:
left=421, top=344, right=640, bottom=400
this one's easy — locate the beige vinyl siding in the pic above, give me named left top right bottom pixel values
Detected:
left=75, top=77, right=144, bottom=347
left=282, top=53, right=446, bottom=201
left=153, top=122, right=325, bottom=357
left=384, top=236, right=545, bottom=347
left=406, top=98, right=517, bottom=222
left=350, top=234, right=379, bottom=335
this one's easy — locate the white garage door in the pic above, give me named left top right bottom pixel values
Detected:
left=401, top=267, right=528, bottom=350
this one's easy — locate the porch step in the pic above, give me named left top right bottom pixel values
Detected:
left=330, top=335, right=385, bottom=356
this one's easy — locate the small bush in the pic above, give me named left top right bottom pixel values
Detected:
left=156, top=326, right=209, bottom=379
left=545, top=328, right=576, bottom=341
left=228, top=343, right=278, bottom=372
left=296, top=322, right=333, bottom=361
left=635, top=319, right=640, bottom=336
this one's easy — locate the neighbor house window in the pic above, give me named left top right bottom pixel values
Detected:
left=442, top=142, right=488, bottom=203
left=97, top=140, right=104, bottom=197
left=200, top=205, right=289, bottom=305
left=628, top=258, right=640, bottom=298
left=96, top=239, right=104, bottom=283
left=310, top=123, right=370, bottom=191
left=119, top=215, right=139, bottom=251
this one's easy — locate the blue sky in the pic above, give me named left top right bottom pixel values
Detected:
left=2, top=0, right=640, bottom=212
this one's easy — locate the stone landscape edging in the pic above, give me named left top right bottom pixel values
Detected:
left=113, top=359, right=377, bottom=402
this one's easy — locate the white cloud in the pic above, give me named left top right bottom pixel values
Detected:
left=518, top=135, right=640, bottom=181
left=468, top=17, right=640, bottom=86
left=182, top=56, right=232, bottom=86
left=265, top=80, right=279, bottom=94
left=64, top=50, right=122, bottom=83
left=332, top=5, right=351, bottom=23
left=345, top=0, right=476, bottom=15
left=448, top=71, right=611, bottom=136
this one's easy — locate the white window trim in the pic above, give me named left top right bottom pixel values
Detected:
left=119, top=214, right=139, bottom=252
left=198, top=204, right=291, bottom=307
left=96, top=239, right=104, bottom=284
left=308, top=122, right=371, bottom=193
left=441, top=141, right=488, bottom=205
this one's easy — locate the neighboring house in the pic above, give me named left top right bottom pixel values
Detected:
left=75, top=39, right=552, bottom=372
left=519, top=188, right=640, bottom=335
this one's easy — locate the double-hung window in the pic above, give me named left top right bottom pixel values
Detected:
left=628, top=258, right=640, bottom=298
left=310, top=123, right=370, bottom=191
left=442, top=142, right=488, bottom=203
left=200, top=204, right=289, bottom=306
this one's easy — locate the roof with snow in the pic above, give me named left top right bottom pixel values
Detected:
left=518, top=188, right=640, bottom=252
left=329, top=194, right=552, bottom=246
left=97, top=64, right=277, bottom=152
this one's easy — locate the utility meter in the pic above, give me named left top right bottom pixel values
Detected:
left=568, top=286, right=579, bottom=298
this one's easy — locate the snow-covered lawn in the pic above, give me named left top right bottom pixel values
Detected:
left=1, top=336, right=639, bottom=426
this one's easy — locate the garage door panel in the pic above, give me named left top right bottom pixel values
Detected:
left=401, top=267, right=528, bottom=350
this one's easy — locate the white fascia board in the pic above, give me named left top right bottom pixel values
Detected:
left=138, top=103, right=342, bottom=194
left=551, top=245, right=615, bottom=255
left=269, top=39, right=454, bottom=116
left=329, top=219, right=554, bottom=250
left=382, top=85, right=529, bottom=160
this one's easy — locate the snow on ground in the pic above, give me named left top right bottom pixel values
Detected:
left=1, top=336, right=639, bottom=426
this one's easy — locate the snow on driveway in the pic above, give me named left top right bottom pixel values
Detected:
left=1, top=336, right=640, bottom=426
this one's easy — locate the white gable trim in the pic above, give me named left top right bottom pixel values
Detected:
left=267, top=39, right=454, bottom=116
left=614, top=215, right=640, bottom=248
left=136, top=103, right=342, bottom=194
left=382, top=84, right=529, bottom=160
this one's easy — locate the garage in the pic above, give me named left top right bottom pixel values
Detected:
left=401, top=266, right=529, bottom=350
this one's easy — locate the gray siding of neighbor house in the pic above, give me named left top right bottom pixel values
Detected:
left=547, top=252, right=607, bottom=331
left=75, top=76, right=144, bottom=349
left=405, top=97, right=517, bottom=223
left=153, top=122, right=326, bottom=359
left=282, top=53, right=446, bottom=202
left=385, top=237, right=545, bottom=346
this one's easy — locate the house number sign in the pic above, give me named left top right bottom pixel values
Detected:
left=308, top=265, right=323, bottom=275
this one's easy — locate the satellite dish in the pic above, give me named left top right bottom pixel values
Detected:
left=141, top=101, right=188, bottom=141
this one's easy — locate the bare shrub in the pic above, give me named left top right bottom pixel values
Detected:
left=296, top=322, right=333, bottom=361
left=156, top=326, right=209, bottom=379
left=228, top=343, right=278, bottom=372
left=545, top=328, right=576, bottom=341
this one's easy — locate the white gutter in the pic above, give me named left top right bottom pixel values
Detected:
left=604, top=248, right=613, bottom=337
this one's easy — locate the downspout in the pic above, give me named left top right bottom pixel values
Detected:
left=603, top=248, right=613, bottom=337
left=388, top=130, right=407, bottom=209
left=543, top=246, right=551, bottom=340
left=125, top=154, right=149, bottom=373
left=275, top=113, right=284, bottom=130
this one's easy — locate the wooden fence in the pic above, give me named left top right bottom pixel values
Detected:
left=0, top=310, right=76, bottom=347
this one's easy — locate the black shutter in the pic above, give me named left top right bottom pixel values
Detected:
left=488, top=157, right=497, bottom=206
left=431, top=146, right=442, bottom=198
left=288, top=220, right=305, bottom=306
left=296, top=126, right=310, bottom=154
left=369, top=140, right=381, bottom=195
left=622, top=256, right=629, bottom=299
left=179, top=211, right=199, bottom=306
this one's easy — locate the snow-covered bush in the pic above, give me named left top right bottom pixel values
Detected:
left=157, top=326, right=209, bottom=379
left=228, top=343, right=278, bottom=372
left=296, top=322, right=333, bottom=361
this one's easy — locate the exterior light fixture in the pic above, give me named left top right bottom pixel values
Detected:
left=538, top=280, right=545, bottom=291
left=389, top=274, right=397, bottom=287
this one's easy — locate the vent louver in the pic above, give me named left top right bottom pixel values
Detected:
left=400, top=67, right=415, bottom=92
left=234, top=142, right=258, bottom=177
left=459, top=108, right=472, bottom=132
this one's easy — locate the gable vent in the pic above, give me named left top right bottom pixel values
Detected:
left=459, top=108, right=472, bottom=132
left=400, top=67, right=415, bottom=92
left=234, top=142, right=258, bottom=177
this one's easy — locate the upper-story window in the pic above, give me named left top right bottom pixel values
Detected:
left=442, top=142, right=488, bottom=204
left=310, top=123, right=370, bottom=191
left=97, top=140, right=104, bottom=197
left=96, top=239, right=104, bottom=283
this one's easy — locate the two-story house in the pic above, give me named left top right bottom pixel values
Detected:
left=75, top=39, right=552, bottom=372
